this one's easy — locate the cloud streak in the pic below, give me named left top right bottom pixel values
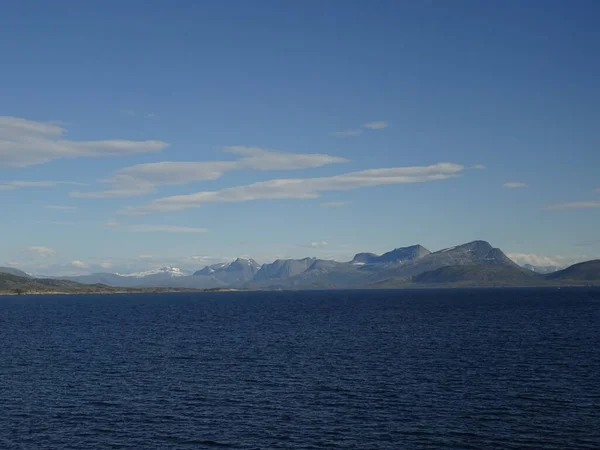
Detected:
left=332, top=129, right=362, bottom=137
left=332, top=121, right=389, bottom=137
left=545, top=201, right=600, bottom=210
left=71, top=146, right=348, bottom=198
left=45, top=205, right=76, bottom=211
left=320, top=201, right=351, bottom=208
left=128, top=225, right=208, bottom=233
left=122, top=162, right=465, bottom=215
left=503, top=182, right=528, bottom=189
left=363, top=121, right=388, bottom=130
left=26, top=246, right=56, bottom=258
left=0, top=181, right=84, bottom=191
left=300, top=241, right=328, bottom=248
left=0, top=116, right=168, bottom=168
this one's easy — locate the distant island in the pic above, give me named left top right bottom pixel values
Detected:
left=1, top=240, right=599, bottom=295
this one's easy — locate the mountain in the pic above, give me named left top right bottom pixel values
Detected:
left=244, top=241, right=542, bottom=289
left=371, top=240, right=522, bottom=285
left=0, top=266, right=31, bottom=278
left=193, top=258, right=260, bottom=284
left=351, top=253, right=379, bottom=264
left=412, top=264, right=538, bottom=286
left=123, top=266, right=189, bottom=278
left=41, top=240, right=600, bottom=290
left=0, top=272, right=204, bottom=295
left=545, top=260, right=600, bottom=282
left=253, top=257, right=317, bottom=281
left=351, top=245, right=430, bottom=265
left=66, top=266, right=191, bottom=288
left=0, top=272, right=122, bottom=293
left=523, top=264, right=561, bottom=274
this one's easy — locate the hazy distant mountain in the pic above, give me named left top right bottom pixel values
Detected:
left=0, top=267, right=31, bottom=278
left=193, top=258, right=260, bottom=284
left=523, top=264, right=561, bottom=274
left=65, top=266, right=213, bottom=289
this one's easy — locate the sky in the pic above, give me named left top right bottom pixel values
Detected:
left=1, top=0, right=599, bottom=276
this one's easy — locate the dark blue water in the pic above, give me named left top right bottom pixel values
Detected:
left=1, top=288, right=599, bottom=449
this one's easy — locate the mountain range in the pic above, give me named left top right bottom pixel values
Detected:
left=4, top=240, right=593, bottom=291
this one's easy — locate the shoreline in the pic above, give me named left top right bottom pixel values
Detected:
left=1, top=285, right=597, bottom=297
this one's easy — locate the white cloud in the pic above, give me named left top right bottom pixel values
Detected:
left=0, top=116, right=168, bottom=168
left=104, top=219, right=121, bottom=228
left=128, top=225, right=208, bottom=233
left=0, top=181, right=84, bottom=191
left=363, top=121, right=388, bottom=130
left=71, top=260, right=88, bottom=268
left=320, top=201, right=351, bottom=208
left=471, top=164, right=486, bottom=170
left=503, top=182, right=528, bottom=189
left=99, top=261, right=113, bottom=269
left=45, top=205, right=76, bottom=211
left=332, top=129, right=362, bottom=137
left=300, top=241, right=328, bottom=248
left=545, top=201, right=600, bottom=210
left=26, top=246, right=56, bottom=258
left=507, top=252, right=592, bottom=268
left=122, top=162, right=465, bottom=215
left=71, top=146, right=348, bottom=198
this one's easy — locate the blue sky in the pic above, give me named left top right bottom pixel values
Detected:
left=1, top=0, right=599, bottom=275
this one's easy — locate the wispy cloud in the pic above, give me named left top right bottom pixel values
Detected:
left=545, top=201, right=600, bottom=210
left=0, top=181, right=84, bottom=191
left=122, top=162, right=465, bottom=215
left=71, top=260, right=88, bottom=268
left=471, top=164, right=486, bottom=170
left=25, top=246, right=56, bottom=258
left=120, top=110, right=156, bottom=119
left=45, top=205, right=76, bottom=211
left=332, top=129, right=362, bottom=137
left=333, top=120, right=389, bottom=137
left=103, top=220, right=207, bottom=233
left=363, top=121, right=388, bottom=130
left=300, top=241, right=328, bottom=249
left=320, top=201, right=351, bottom=208
left=503, top=182, right=528, bottom=189
left=104, top=219, right=121, bottom=228
left=128, top=225, right=208, bottom=233
left=71, top=146, right=348, bottom=198
left=0, top=116, right=168, bottom=168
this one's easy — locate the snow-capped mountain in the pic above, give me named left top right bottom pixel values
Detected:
left=194, top=258, right=260, bottom=283
left=118, top=266, right=189, bottom=278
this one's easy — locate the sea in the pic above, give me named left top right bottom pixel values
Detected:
left=0, top=288, right=599, bottom=449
